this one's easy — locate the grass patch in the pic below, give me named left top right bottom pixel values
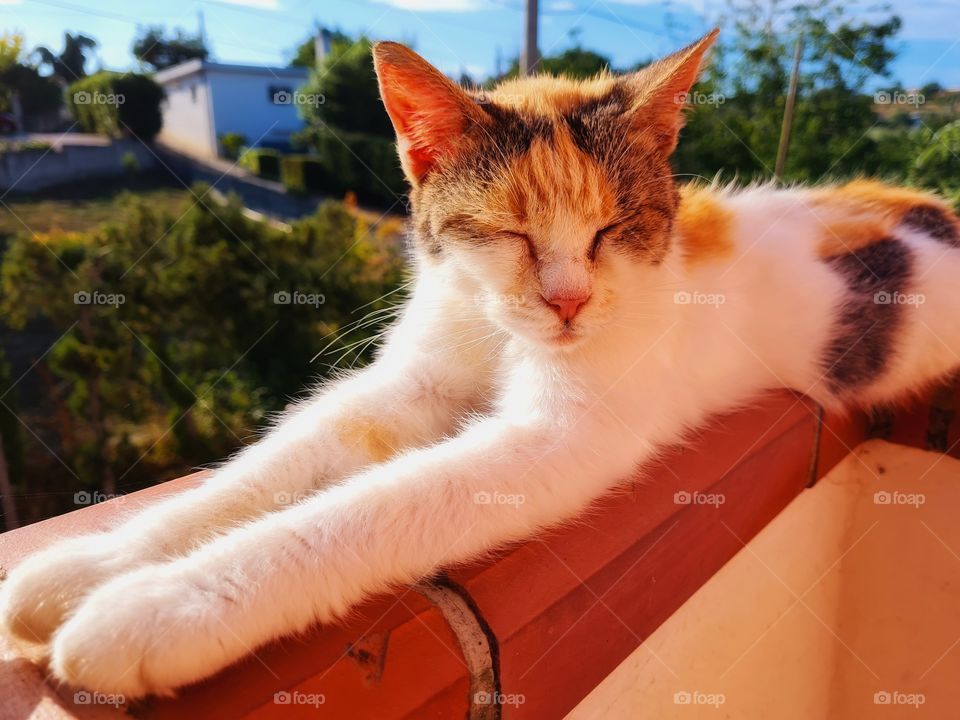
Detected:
left=0, top=171, right=193, bottom=242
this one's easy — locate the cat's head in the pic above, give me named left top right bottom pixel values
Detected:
left=373, top=31, right=717, bottom=350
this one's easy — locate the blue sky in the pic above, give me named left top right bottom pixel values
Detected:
left=3, top=0, right=959, bottom=88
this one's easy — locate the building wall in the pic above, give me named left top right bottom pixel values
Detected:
left=0, top=139, right=155, bottom=192
left=158, top=75, right=217, bottom=157
left=205, top=69, right=307, bottom=152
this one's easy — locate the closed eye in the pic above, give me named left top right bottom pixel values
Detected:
left=503, top=231, right=537, bottom=261
left=590, top=223, right=619, bottom=260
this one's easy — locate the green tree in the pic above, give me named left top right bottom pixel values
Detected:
left=0, top=192, right=405, bottom=503
left=501, top=46, right=613, bottom=80
left=0, top=31, right=62, bottom=118
left=299, top=36, right=393, bottom=138
left=911, top=120, right=960, bottom=197
left=35, top=32, right=97, bottom=83
left=133, top=26, right=208, bottom=71
left=675, top=0, right=903, bottom=182
left=296, top=36, right=405, bottom=203
left=289, top=28, right=352, bottom=68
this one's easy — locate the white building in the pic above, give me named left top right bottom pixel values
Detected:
left=154, top=60, right=310, bottom=159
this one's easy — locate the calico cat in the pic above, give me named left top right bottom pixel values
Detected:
left=3, top=29, right=960, bottom=698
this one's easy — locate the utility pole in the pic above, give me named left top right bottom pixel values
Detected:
left=775, top=36, right=804, bottom=181
left=521, top=0, right=539, bottom=76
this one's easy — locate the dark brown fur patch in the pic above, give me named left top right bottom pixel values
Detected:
left=900, top=205, right=960, bottom=247
left=821, top=238, right=913, bottom=395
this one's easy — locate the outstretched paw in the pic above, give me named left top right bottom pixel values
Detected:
left=51, top=564, right=242, bottom=698
left=0, top=535, right=129, bottom=645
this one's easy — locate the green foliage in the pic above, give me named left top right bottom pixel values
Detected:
left=133, top=26, right=208, bottom=71
left=295, top=36, right=405, bottom=205
left=299, top=37, right=393, bottom=138
left=219, top=132, right=247, bottom=160
left=289, top=28, right=352, bottom=68
left=0, top=139, right=51, bottom=154
left=911, top=121, right=960, bottom=196
left=239, top=147, right=281, bottom=180
left=0, top=31, right=62, bottom=117
left=281, top=154, right=327, bottom=194
left=68, top=72, right=165, bottom=141
left=34, top=32, right=97, bottom=83
left=0, top=191, right=406, bottom=490
left=308, top=127, right=405, bottom=203
left=121, top=150, right=140, bottom=174
left=502, top=46, right=613, bottom=80
left=674, top=0, right=906, bottom=183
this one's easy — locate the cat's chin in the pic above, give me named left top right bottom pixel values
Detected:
left=539, top=327, right=588, bottom=351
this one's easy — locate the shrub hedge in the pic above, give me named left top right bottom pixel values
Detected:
left=239, top=147, right=281, bottom=180
left=67, top=72, right=165, bottom=141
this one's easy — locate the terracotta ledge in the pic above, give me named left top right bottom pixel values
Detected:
left=10, top=384, right=953, bottom=719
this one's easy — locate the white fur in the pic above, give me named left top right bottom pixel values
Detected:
left=2, top=184, right=958, bottom=697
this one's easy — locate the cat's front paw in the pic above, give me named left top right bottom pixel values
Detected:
left=0, top=535, right=128, bottom=645
left=50, top=565, right=238, bottom=698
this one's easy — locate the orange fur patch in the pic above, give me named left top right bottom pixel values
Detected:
left=810, top=179, right=959, bottom=256
left=337, top=417, right=398, bottom=463
left=675, top=185, right=734, bottom=267
left=817, top=215, right=895, bottom=258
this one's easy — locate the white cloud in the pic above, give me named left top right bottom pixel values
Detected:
left=372, top=0, right=487, bottom=10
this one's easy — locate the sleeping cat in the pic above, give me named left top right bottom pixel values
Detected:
left=3, top=29, right=960, bottom=698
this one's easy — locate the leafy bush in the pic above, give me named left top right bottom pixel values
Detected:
left=121, top=150, right=140, bottom=174
left=295, top=127, right=406, bottom=204
left=294, top=36, right=406, bottom=206
left=67, top=71, right=165, bottom=141
left=0, top=190, right=406, bottom=498
left=219, top=132, right=246, bottom=160
left=280, top=154, right=328, bottom=194
left=239, top=147, right=281, bottom=180
left=911, top=121, right=960, bottom=195
left=0, top=139, right=51, bottom=154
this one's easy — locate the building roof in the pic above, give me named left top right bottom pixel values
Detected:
left=154, top=59, right=310, bottom=85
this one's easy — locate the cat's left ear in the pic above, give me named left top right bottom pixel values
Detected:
left=620, top=29, right=719, bottom=154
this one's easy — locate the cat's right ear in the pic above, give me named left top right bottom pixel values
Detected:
left=373, top=42, right=486, bottom=186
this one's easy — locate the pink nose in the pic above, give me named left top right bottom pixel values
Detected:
left=543, top=293, right=590, bottom=322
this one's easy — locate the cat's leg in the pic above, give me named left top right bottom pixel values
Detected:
left=49, top=405, right=643, bottom=697
left=0, top=306, right=493, bottom=646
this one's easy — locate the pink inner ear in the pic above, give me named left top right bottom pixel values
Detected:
left=375, top=45, right=480, bottom=181
left=382, top=84, right=466, bottom=179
